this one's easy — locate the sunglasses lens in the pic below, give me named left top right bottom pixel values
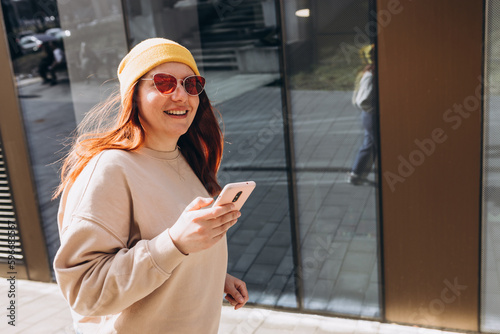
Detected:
left=153, top=74, right=177, bottom=94
left=184, top=76, right=205, bottom=96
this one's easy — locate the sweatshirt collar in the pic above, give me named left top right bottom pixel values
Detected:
left=138, top=146, right=181, bottom=160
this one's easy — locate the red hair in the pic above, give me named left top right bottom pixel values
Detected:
left=54, top=84, right=223, bottom=198
left=178, top=90, right=223, bottom=196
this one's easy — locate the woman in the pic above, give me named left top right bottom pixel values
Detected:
left=53, top=38, right=249, bottom=334
left=347, top=44, right=377, bottom=185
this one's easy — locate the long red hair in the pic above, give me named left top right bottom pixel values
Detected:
left=54, top=83, right=223, bottom=198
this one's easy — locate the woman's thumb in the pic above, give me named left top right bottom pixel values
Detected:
left=186, top=197, right=214, bottom=212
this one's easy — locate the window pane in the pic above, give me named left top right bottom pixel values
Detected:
left=1, top=0, right=135, bottom=275
left=282, top=0, right=381, bottom=317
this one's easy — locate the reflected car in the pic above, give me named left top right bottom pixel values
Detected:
left=45, top=28, right=62, bottom=37
left=45, top=28, right=71, bottom=40
left=54, top=30, right=71, bottom=39
left=18, top=36, right=43, bottom=53
left=18, top=33, right=61, bottom=54
left=17, top=30, right=35, bottom=40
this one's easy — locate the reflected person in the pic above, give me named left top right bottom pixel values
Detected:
left=39, top=41, right=66, bottom=85
left=48, top=42, right=66, bottom=85
left=53, top=38, right=249, bottom=334
left=38, top=42, right=54, bottom=84
left=347, top=44, right=377, bottom=185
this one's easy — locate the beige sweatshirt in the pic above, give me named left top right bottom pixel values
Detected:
left=53, top=148, right=228, bottom=334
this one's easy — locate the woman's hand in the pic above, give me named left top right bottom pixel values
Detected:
left=224, top=273, right=249, bottom=310
left=169, top=197, right=240, bottom=254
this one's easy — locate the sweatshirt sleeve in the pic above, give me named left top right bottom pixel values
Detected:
left=53, top=152, right=187, bottom=316
left=355, top=71, right=374, bottom=112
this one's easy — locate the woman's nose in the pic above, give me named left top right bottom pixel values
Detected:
left=170, top=79, right=188, bottom=101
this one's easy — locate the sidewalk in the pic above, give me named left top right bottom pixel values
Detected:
left=0, top=279, right=466, bottom=334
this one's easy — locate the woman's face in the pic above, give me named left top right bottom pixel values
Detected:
left=136, top=62, right=199, bottom=150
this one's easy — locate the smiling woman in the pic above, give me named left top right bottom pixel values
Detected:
left=136, top=62, right=201, bottom=152
left=52, top=38, right=249, bottom=334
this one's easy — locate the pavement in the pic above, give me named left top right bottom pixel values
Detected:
left=0, top=279, right=466, bottom=334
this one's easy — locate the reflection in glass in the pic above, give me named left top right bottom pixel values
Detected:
left=0, top=2, right=68, bottom=271
left=57, top=0, right=128, bottom=123
left=197, top=0, right=296, bottom=307
left=482, top=0, right=500, bottom=332
left=283, top=0, right=381, bottom=317
left=0, top=0, right=132, bottom=274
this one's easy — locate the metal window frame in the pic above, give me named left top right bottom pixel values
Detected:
left=275, top=0, right=304, bottom=310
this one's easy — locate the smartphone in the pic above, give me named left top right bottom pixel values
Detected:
left=213, top=181, right=256, bottom=211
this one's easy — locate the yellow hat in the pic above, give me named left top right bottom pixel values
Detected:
left=359, top=44, right=375, bottom=65
left=117, top=38, right=200, bottom=99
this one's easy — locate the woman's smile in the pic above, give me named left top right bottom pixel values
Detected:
left=164, top=109, right=188, bottom=116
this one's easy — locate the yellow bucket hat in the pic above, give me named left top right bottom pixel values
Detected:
left=117, top=38, right=200, bottom=99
